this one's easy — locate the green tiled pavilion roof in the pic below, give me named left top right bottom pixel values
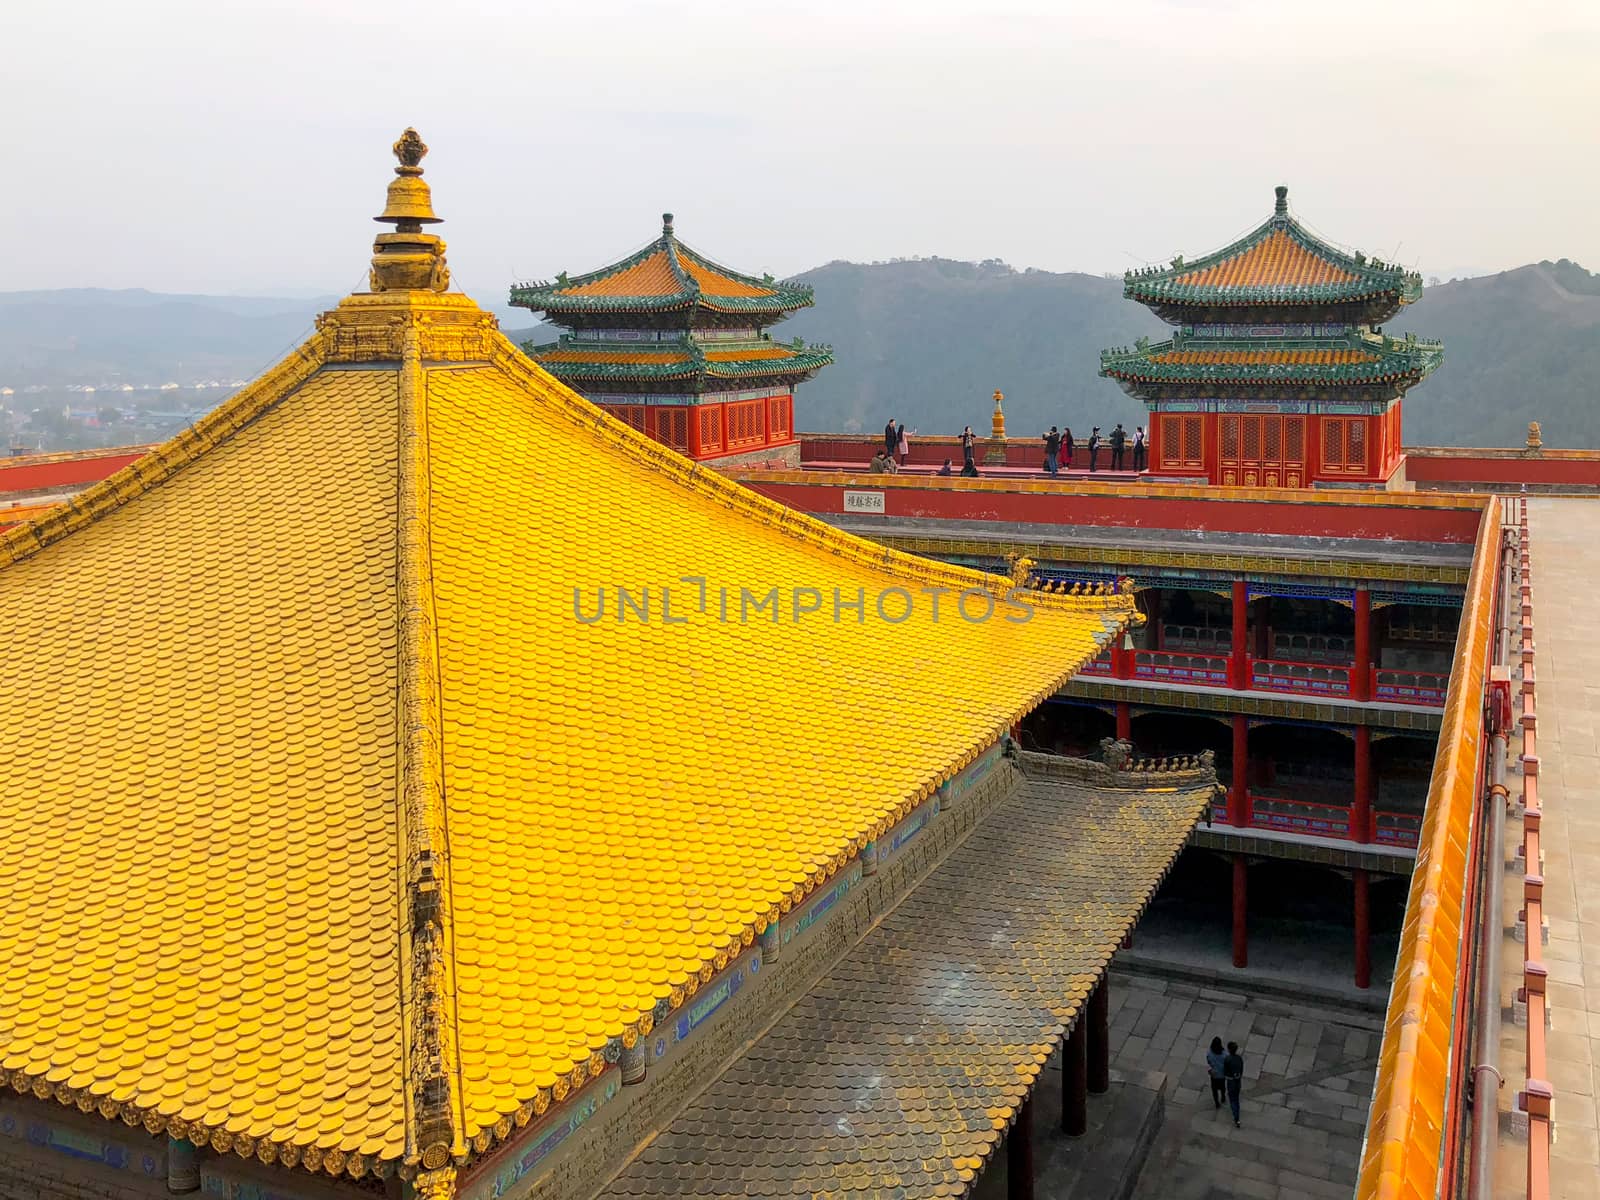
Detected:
left=524, top=339, right=834, bottom=386
left=1100, top=332, right=1443, bottom=388
left=1124, top=187, right=1423, bottom=314
left=510, top=214, right=814, bottom=318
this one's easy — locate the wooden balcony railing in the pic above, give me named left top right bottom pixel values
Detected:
left=1373, top=667, right=1450, bottom=706
left=1250, top=658, right=1354, bottom=697
left=1133, top=649, right=1231, bottom=687
left=1075, top=651, right=1446, bottom=709
left=1247, top=794, right=1353, bottom=839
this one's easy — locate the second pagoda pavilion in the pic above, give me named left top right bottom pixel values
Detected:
left=511, top=215, right=831, bottom=467
left=1101, top=186, right=1443, bottom=488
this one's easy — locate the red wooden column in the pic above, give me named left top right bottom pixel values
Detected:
left=1112, top=637, right=1134, bottom=679
left=1087, top=976, right=1110, bottom=1094
left=1061, top=1018, right=1088, bottom=1136
left=1352, top=587, right=1373, bottom=700
left=1353, top=727, right=1373, bottom=843
left=1228, top=715, right=1249, bottom=827
left=1115, top=701, right=1132, bottom=742
left=1231, top=855, right=1248, bottom=968
left=1230, top=580, right=1249, bottom=689
left=1354, top=868, right=1371, bottom=989
left=1007, top=1097, right=1034, bottom=1200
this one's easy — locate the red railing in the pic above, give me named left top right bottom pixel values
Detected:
left=1373, top=808, right=1423, bottom=848
left=1072, top=651, right=1446, bottom=710
left=1250, top=658, right=1354, bottom=697
left=1373, top=667, right=1450, bottom=706
left=1247, top=794, right=1353, bottom=839
left=1133, top=649, right=1231, bottom=686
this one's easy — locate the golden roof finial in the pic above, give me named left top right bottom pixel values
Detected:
left=369, top=128, right=449, bottom=293
left=990, top=390, right=1006, bottom=441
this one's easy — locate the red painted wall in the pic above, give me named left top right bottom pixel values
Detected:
left=1404, top=453, right=1600, bottom=486
left=0, top=449, right=149, bottom=498
left=747, top=478, right=1485, bottom=544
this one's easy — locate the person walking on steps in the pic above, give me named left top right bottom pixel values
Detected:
left=1205, top=1037, right=1227, bottom=1111
left=1088, top=427, right=1101, bottom=472
left=1133, top=425, right=1147, bottom=472
left=1223, top=1042, right=1245, bottom=1128
left=1110, top=422, right=1127, bottom=471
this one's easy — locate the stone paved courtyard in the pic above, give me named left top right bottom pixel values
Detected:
left=1117, top=969, right=1379, bottom=1200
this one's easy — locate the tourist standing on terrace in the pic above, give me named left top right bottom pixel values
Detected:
left=1043, top=426, right=1061, bottom=475
left=1063, top=426, right=1075, bottom=469
left=1133, top=425, right=1147, bottom=472
left=1088, top=427, right=1101, bottom=472
left=1110, top=422, right=1127, bottom=470
left=897, top=422, right=909, bottom=466
left=884, top=417, right=898, bottom=458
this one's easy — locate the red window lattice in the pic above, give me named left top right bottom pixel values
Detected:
left=768, top=394, right=792, bottom=440
left=655, top=408, right=688, bottom=452
left=699, top=406, right=722, bottom=453
left=1159, top=415, right=1204, bottom=469
left=726, top=399, right=765, bottom=448
left=1323, top=418, right=1368, bottom=473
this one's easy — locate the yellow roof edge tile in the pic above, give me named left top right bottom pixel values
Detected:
left=1354, top=497, right=1497, bottom=1200
left=394, top=321, right=469, bottom=1171
left=0, top=332, right=329, bottom=570
left=0, top=1069, right=404, bottom=1177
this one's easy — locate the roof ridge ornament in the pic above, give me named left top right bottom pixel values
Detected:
left=370, top=128, right=450, bottom=293
left=1274, top=184, right=1289, bottom=217
left=661, top=211, right=675, bottom=240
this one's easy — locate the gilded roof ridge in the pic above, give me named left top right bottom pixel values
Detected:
left=0, top=333, right=328, bottom=568
left=394, top=319, right=468, bottom=1184
left=484, top=335, right=1130, bottom=618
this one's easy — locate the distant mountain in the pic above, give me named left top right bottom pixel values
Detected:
left=7, top=260, right=1599, bottom=447
left=0, top=289, right=337, bottom=388
left=1388, top=260, right=1600, bottom=447
left=779, top=259, right=1163, bottom=438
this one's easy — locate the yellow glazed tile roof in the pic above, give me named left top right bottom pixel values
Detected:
left=559, top=247, right=683, bottom=297
left=1175, top=227, right=1358, bottom=290
left=1355, top=499, right=1496, bottom=1200
left=0, top=134, right=1135, bottom=1188
left=677, top=252, right=778, bottom=298
left=1151, top=347, right=1378, bottom=365
left=701, top=346, right=798, bottom=362
left=536, top=348, right=692, bottom=365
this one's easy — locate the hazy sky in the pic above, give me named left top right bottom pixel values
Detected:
left=5, top=0, right=1598, bottom=297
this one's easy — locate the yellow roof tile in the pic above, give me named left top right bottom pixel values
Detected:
left=1175, top=227, right=1358, bottom=290
left=0, top=133, right=1135, bottom=1182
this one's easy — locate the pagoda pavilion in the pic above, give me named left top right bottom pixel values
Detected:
left=510, top=215, right=831, bottom=468
left=0, top=134, right=1210, bottom=1200
left=1101, top=186, right=1443, bottom=488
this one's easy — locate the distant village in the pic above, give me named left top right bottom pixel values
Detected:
left=0, top=379, right=242, bottom=453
